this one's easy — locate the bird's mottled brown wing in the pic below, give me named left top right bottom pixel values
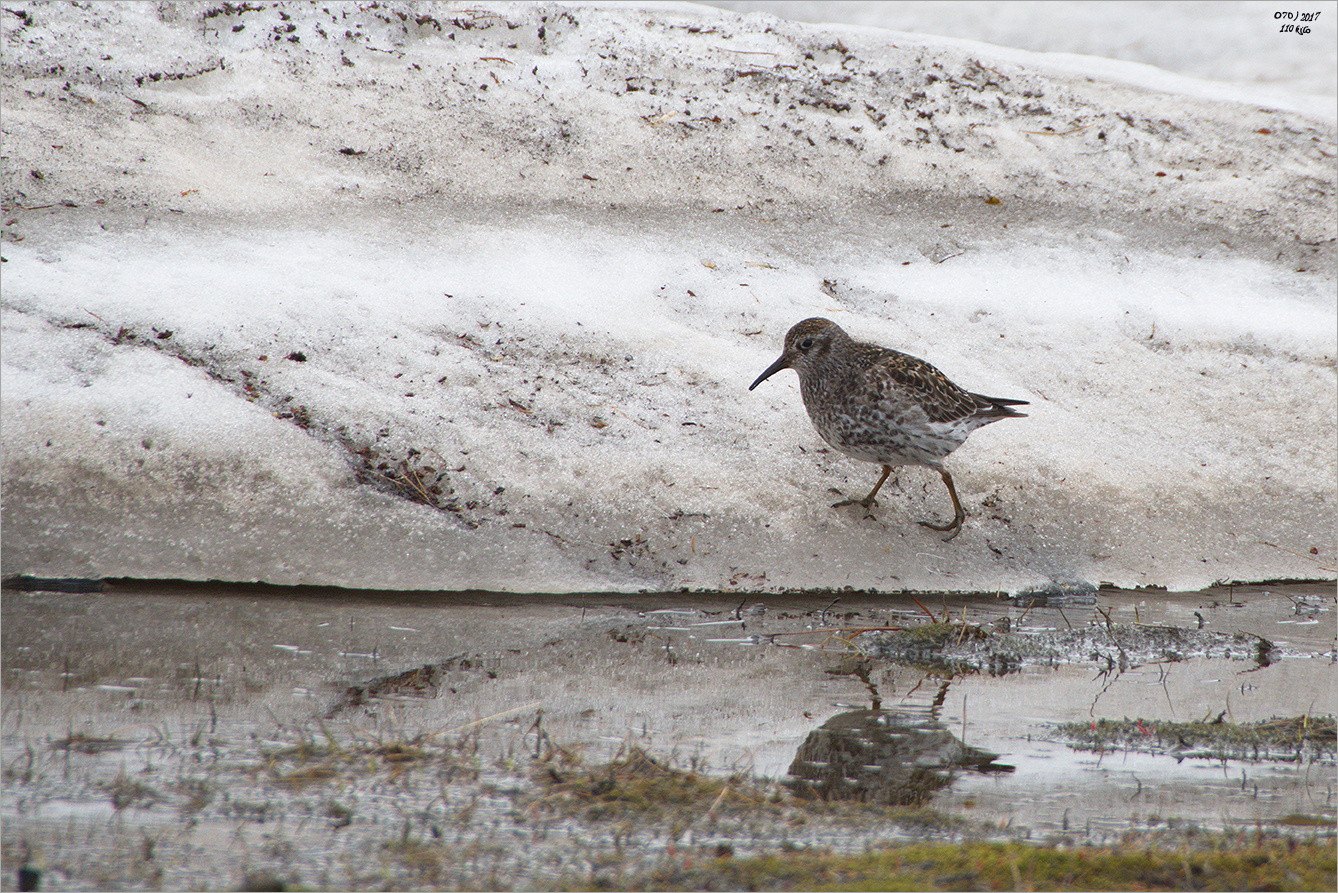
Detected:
left=862, top=346, right=986, bottom=424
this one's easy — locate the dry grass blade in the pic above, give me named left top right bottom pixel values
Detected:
left=1258, top=540, right=1336, bottom=574
left=907, top=593, right=940, bottom=622
left=427, top=702, right=543, bottom=739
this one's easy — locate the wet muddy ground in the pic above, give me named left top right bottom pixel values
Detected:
left=1, top=580, right=1334, bottom=890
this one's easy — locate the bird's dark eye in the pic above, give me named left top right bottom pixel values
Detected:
left=799, top=337, right=814, bottom=351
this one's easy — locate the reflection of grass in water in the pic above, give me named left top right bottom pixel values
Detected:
left=628, top=837, right=1337, bottom=892
left=1057, top=715, right=1337, bottom=763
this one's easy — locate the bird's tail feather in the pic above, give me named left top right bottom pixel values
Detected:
left=975, top=394, right=1029, bottom=417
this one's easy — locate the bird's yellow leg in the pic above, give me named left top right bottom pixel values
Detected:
left=919, top=468, right=967, bottom=540
left=832, top=464, right=893, bottom=509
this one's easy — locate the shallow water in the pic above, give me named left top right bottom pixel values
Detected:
left=2, top=580, right=1334, bottom=888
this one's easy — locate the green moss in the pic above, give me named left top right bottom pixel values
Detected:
left=257, top=733, right=476, bottom=789
left=859, top=620, right=993, bottom=675
left=531, top=746, right=734, bottom=823
left=1056, top=715, right=1336, bottom=763
left=894, top=621, right=988, bottom=646
left=629, top=837, right=1337, bottom=891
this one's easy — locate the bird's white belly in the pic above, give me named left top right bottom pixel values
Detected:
left=810, top=404, right=967, bottom=468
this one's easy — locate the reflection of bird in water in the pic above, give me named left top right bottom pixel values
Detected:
left=787, top=709, right=1013, bottom=806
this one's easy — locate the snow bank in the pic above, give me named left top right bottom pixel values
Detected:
left=2, top=1, right=1334, bottom=592
left=706, top=1, right=1338, bottom=107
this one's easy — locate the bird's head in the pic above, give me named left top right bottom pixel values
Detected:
left=748, top=317, right=847, bottom=390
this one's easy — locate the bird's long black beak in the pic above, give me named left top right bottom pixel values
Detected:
left=749, top=354, right=791, bottom=391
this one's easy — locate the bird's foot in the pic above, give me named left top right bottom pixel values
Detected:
left=919, top=511, right=966, bottom=542
left=832, top=495, right=877, bottom=510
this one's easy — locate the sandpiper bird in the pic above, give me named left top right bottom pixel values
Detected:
left=749, top=317, right=1027, bottom=540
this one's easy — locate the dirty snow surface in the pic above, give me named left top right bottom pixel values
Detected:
left=2, top=1, right=1335, bottom=593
